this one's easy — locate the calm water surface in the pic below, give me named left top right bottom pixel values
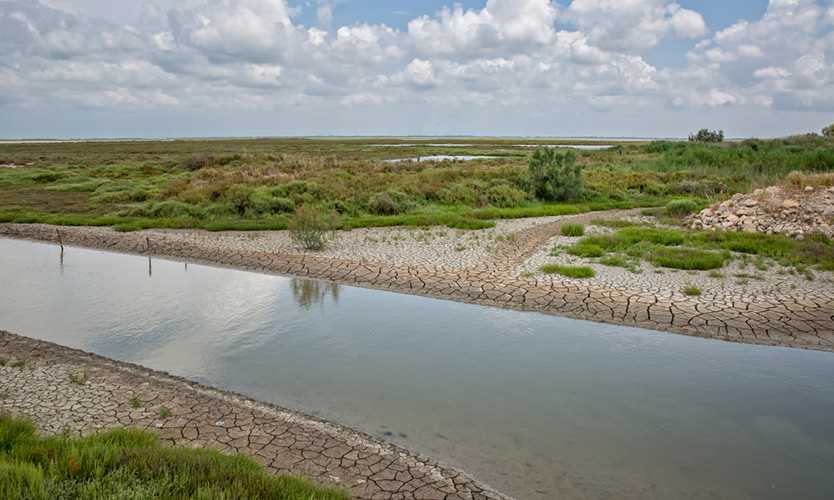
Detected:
left=1, top=238, right=833, bottom=500
left=382, top=155, right=499, bottom=163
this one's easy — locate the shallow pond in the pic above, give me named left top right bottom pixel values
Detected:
left=382, top=155, right=500, bottom=163
left=1, top=237, right=833, bottom=500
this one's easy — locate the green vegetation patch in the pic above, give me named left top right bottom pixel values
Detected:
left=0, top=416, right=348, bottom=500
left=560, top=223, right=585, bottom=237
left=650, top=247, right=728, bottom=270
left=541, top=264, right=596, bottom=279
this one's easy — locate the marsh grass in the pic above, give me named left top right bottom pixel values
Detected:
left=1, top=137, right=833, bottom=233
left=0, top=416, right=348, bottom=500
left=565, top=223, right=834, bottom=272
left=560, top=223, right=585, bottom=237
left=541, top=264, right=596, bottom=278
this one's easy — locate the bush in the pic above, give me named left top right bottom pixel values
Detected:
left=528, top=149, right=584, bottom=202
left=688, top=129, right=724, bottom=143
left=561, top=224, right=585, bottom=237
left=288, top=205, right=340, bottom=251
left=486, top=184, right=527, bottom=208
left=367, top=190, right=415, bottom=215
left=664, top=199, right=699, bottom=217
left=682, top=286, right=702, bottom=296
left=541, top=264, right=595, bottom=279
left=823, top=123, right=834, bottom=138
left=249, top=188, right=295, bottom=215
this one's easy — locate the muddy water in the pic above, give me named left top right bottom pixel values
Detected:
left=1, top=237, right=833, bottom=500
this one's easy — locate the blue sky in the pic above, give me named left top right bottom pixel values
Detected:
left=1, top=0, right=833, bottom=138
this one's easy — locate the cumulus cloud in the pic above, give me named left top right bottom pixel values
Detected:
left=1, top=0, right=833, bottom=136
left=566, top=0, right=706, bottom=51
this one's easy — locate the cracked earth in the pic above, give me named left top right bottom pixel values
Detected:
left=1, top=208, right=832, bottom=352
left=0, top=331, right=508, bottom=500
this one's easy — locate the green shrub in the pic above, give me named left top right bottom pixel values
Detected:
left=288, top=205, right=340, bottom=251
left=486, top=184, right=527, bottom=208
left=618, top=227, right=685, bottom=246
left=541, top=264, right=596, bottom=278
left=664, top=199, right=699, bottom=217
left=249, top=188, right=295, bottom=215
left=682, top=286, right=702, bottom=296
left=438, top=182, right=481, bottom=206
left=823, top=123, right=834, bottom=139
left=368, top=190, right=415, bottom=215
left=650, top=247, right=727, bottom=270
left=689, top=129, right=724, bottom=143
left=528, top=149, right=584, bottom=202
left=223, top=185, right=254, bottom=216
left=560, top=223, right=585, bottom=237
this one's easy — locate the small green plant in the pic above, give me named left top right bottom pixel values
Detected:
left=541, top=264, right=596, bottom=279
left=158, top=407, right=172, bottom=419
left=823, top=122, right=834, bottom=138
left=528, top=149, right=584, bottom=202
left=682, top=286, right=702, bottom=296
left=561, top=223, right=585, bottom=237
left=454, top=244, right=466, bottom=252
left=708, top=271, right=725, bottom=278
left=9, top=360, right=28, bottom=369
left=129, top=398, right=142, bottom=409
left=69, top=370, right=88, bottom=385
left=664, top=199, right=699, bottom=217
left=288, top=205, right=340, bottom=251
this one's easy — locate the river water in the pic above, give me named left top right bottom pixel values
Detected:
left=1, top=237, right=833, bottom=500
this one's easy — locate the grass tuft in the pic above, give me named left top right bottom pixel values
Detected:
left=560, top=223, right=585, bottom=237
left=541, top=264, right=596, bottom=279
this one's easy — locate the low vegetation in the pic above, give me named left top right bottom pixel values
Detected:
left=541, top=264, right=596, bottom=279
left=0, top=135, right=833, bottom=232
left=566, top=223, right=834, bottom=272
left=0, top=416, right=348, bottom=500
left=560, top=223, right=585, bottom=237
left=288, top=205, right=340, bottom=251
left=682, top=286, right=702, bottom=296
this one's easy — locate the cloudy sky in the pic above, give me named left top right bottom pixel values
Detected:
left=1, top=0, right=833, bottom=139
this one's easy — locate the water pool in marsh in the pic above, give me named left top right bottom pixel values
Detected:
left=1, top=237, right=833, bottom=500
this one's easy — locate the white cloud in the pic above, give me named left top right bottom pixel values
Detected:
left=567, top=0, right=706, bottom=52
left=408, top=0, right=557, bottom=56
left=2, top=0, right=834, bottom=136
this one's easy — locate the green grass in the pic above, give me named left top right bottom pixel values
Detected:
left=541, top=264, right=596, bottom=278
left=650, top=247, right=728, bottom=270
left=564, top=223, right=834, bottom=272
left=0, top=416, right=348, bottom=500
left=682, top=286, right=702, bottom=296
left=560, top=223, right=585, bottom=237
left=565, top=242, right=605, bottom=258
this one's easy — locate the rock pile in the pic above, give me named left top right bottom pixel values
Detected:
left=691, top=185, right=834, bottom=238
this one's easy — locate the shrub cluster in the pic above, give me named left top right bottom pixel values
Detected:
left=528, top=149, right=584, bottom=202
left=688, top=129, right=724, bottom=143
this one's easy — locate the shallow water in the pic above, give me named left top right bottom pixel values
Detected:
left=382, top=155, right=499, bottom=163
left=1, top=237, right=833, bottom=500
left=515, top=144, right=614, bottom=150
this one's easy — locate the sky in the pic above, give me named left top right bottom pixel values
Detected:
left=1, top=0, right=833, bottom=139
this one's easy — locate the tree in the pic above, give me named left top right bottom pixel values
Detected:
left=823, top=123, right=834, bottom=138
left=688, top=129, right=724, bottom=143
left=527, top=149, right=584, bottom=202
